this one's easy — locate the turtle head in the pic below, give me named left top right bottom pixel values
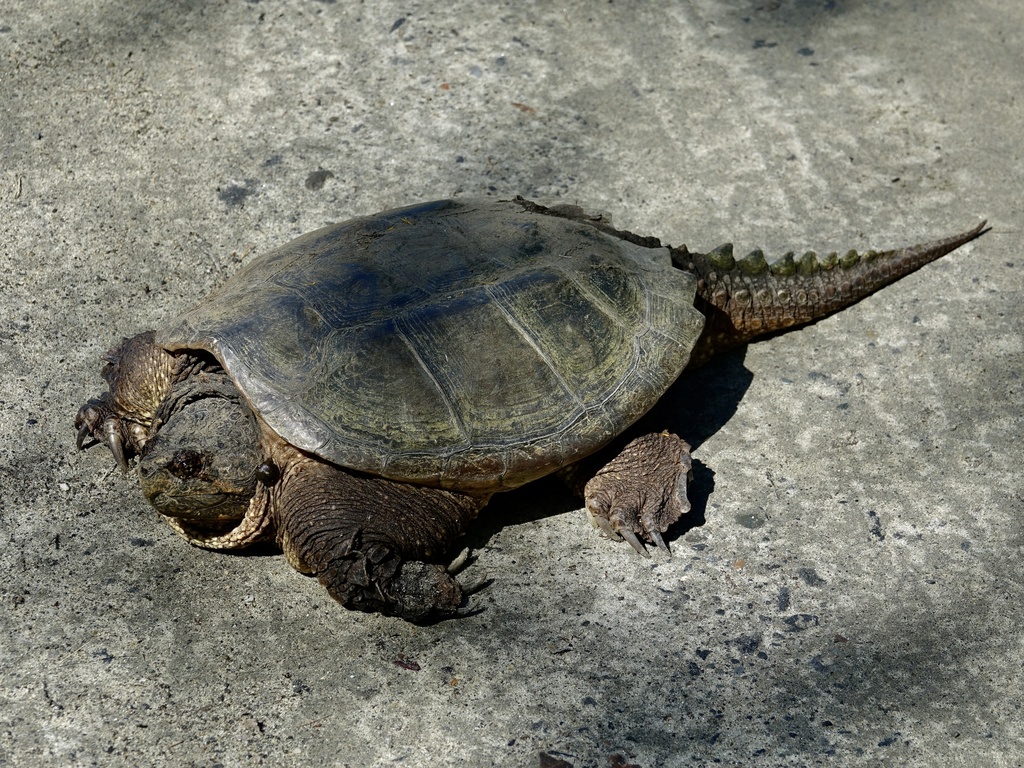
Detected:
left=137, top=373, right=265, bottom=526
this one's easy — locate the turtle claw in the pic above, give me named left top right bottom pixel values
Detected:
left=618, top=528, right=650, bottom=558
left=74, top=399, right=104, bottom=450
left=587, top=506, right=654, bottom=557
left=104, top=424, right=129, bottom=471
left=75, top=421, right=93, bottom=451
left=459, top=575, right=492, bottom=596
left=447, top=547, right=471, bottom=574
left=648, top=527, right=670, bottom=555
left=584, top=432, right=692, bottom=557
left=448, top=549, right=489, bottom=604
left=589, top=512, right=617, bottom=538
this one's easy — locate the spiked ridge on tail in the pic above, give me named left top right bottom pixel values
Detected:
left=673, top=220, right=989, bottom=366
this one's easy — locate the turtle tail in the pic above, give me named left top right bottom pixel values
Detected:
left=672, top=220, right=989, bottom=367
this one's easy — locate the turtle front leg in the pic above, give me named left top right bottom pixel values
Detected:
left=274, top=457, right=486, bottom=623
left=75, top=331, right=177, bottom=469
left=583, top=432, right=693, bottom=556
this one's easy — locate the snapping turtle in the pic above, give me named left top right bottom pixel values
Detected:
left=75, top=197, right=986, bottom=621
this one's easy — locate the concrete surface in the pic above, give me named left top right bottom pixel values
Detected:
left=1, top=1, right=1021, bottom=766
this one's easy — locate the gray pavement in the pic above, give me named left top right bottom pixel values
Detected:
left=2, top=1, right=1022, bottom=766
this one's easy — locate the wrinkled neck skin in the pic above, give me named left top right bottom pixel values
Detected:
left=137, top=370, right=265, bottom=534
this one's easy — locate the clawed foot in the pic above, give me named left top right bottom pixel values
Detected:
left=314, top=541, right=489, bottom=624
left=583, top=432, right=693, bottom=557
left=391, top=548, right=490, bottom=623
left=74, top=332, right=173, bottom=470
left=74, top=394, right=143, bottom=470
left=360, top=548, right=487, bottom=623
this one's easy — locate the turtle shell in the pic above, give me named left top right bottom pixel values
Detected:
left=156, top=198, right=704, bottom=492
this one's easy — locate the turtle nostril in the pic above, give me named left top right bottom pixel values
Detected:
left=169, top=449, right=208, bottom=480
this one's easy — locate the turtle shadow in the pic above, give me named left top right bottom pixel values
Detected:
left=637, top=345, right=754, bottom=455
left=464, top=345, right=754, bottom=551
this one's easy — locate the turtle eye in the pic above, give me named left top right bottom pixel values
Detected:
left=169, top=449, right=208, bottom=480
left=255, top=461, right=279, bottom=486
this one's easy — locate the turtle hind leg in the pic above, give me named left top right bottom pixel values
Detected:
left=583, top=432, right=693, bottom=557
left=274, top=457, right=486, bottom=623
